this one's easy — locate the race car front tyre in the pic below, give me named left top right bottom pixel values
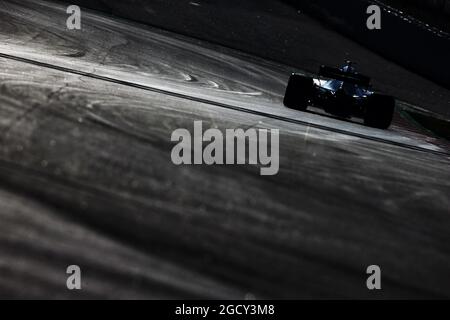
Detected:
left=364, top=95, right=395, bottom=129
left=283, top=74, right=313, bottom=111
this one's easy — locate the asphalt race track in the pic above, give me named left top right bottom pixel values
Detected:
left=0, top=0, right=449, bottom=299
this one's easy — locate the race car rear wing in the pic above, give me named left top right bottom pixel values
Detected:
left=319, top=65, right=371, bottom=86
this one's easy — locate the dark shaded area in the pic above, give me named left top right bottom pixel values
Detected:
left=284, top=0, right=450, bottom=90
left=407, top=110, right=450, bottom=141
left=383, top=0, right=450, bottom=33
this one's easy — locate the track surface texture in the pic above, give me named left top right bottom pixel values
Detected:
left=58, top=0, right=450, bottom=118
left=0, top=0, right=449, bottom=299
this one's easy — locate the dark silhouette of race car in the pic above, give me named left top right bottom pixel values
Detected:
left=283, top=61, right=395, bottom=129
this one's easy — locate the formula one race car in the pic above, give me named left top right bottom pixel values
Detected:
left=283, top=61, right=395, bottom=129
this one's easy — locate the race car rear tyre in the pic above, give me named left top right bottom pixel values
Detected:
left=283, top=74, right=314, bottom=111
left=364, top=95, right=395, bottom=129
